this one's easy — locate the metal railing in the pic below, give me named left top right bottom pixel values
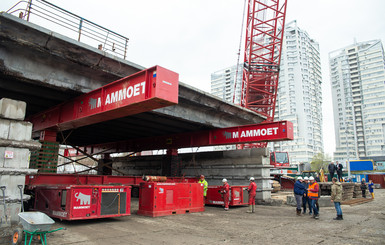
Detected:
left=6, top=0, right=129, bottom=59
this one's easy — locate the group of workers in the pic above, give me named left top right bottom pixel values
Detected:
left=294, top=176, right=344, bottom=220
left=200, top=169, right=374, bottom=220
left=328, top=161, right=344, bottom=182
left=198, top=175, right=257, bottom=212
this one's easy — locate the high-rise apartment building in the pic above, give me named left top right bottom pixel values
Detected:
left=210, top=21, right=323, bottom=164
left=272, top=20, right=323, bottom=164
left=329, top=40, right=385, bottom=162
left=211, top=64, right=242, bottom=105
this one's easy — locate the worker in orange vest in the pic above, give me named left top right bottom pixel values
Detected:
left=246, top=177, right=257, bottom=213
left=220, top=178, right=230, bottom=211
left=308, top=176, right=320, bottom=219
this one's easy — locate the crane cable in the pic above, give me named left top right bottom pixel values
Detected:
left=233, top=0, right=248, bottom=104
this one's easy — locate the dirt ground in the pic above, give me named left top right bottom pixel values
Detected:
left=2, top=189, right=385, bottom=245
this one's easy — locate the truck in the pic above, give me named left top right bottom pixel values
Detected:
left=270, top=151, right=290, bottom=167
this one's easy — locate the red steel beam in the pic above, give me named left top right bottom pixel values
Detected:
left=28, top=66, right=179, bottom=132
left=73, top=120, right=293, bottom=154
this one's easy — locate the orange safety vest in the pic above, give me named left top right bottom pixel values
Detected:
left=308, top=182, right=319, bottom=199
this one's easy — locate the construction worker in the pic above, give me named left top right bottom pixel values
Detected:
left=319, top=168, right=325, bottom=182
left=331, top=177, right=343, bottom=220
left=328, top=161, right=336, bottom=180
left=220, top=178, right=230, bottom=211
left=336, top=161, right=343, bottom=182
left=246, top=177, right=257, bottom=213
left=302, top=176, right=312, bottom=215
left=308, top=176, right=320, bottom=219
left=294, top=176, right=305, bottom=216
left=198, top=175, right=208, bottom=204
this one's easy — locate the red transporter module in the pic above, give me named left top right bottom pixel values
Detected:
left=205, top=186, right=248, bottom=206
left=137, top=182, right=204, bottom=217
left=33, top=185, right=131, bottom=220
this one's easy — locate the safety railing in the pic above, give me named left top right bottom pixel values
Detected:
left=6, top=0, right=129, bottom=59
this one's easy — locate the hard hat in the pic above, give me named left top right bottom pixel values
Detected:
left=249, top=177, right=255, bottom=181
left=222, top=178, right=227, bottom=183
left=309, top=176, right=315, bottom=180
left=304, top=177, right=309, bottom=180
left=200, top=175, right=204, bottom=178
left=297, top=176, right=303, bottom=180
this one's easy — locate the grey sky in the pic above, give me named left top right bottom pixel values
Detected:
left=1, top=0, right=384, bottom=157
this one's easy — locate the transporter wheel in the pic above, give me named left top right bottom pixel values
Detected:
left=11, top=228, right=23, bottom=245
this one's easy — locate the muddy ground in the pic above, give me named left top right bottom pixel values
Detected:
left=2, top=189, right=385, bottom=245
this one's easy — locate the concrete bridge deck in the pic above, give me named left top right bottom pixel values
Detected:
left=0, top=12, right=264, bottom=147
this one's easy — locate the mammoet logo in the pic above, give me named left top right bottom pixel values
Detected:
left=222, top=127, right=279, bottom=140
left=74, top=192, right=91, bottom=205
left=88, top=82, right=146, bottom=110
left=52, top=210, right=67, bottom=218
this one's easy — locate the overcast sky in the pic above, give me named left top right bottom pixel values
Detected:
left=1, top=0, right=385, bottom=157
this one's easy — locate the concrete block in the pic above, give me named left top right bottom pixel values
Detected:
left=256, top=190, right=271, bottom=200
left=0, top=148, right=4, bottom=168
left=0, top=147, right=30, bottom=169
left=8, top=121, right=33, bottom=141
left=0, top=98, right=26, bottom=120
left=0, top=119, right=10, bottom=140
left=0, top=202, right=22, bottom=227
left=318, top=196, right=333, bottom=207
left=286, top=195, right=296, bottom=206
left=0, top=175, right=26, bottom=199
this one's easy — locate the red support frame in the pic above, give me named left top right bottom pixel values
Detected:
left=69, top=120, right=293, bottom=155
left=27, top=66, right=179, bottom=132
left=241, top=0, right=287, bottom=121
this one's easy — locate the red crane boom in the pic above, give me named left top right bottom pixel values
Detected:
left=241, top=0, right=287, bottom=121
left=239, top=0, right=288, bottom=148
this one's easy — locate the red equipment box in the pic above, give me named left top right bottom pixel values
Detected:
left=33, top=185, right=131, bottom=220
left=205, top=186, right=248, bottom=206
left=137, top=182, right=204, bottom=217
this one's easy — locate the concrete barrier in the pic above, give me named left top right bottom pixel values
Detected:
left=0, top=98, right=26, bottom=120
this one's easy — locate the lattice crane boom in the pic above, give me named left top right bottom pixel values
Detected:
left=241, top=0, right=287, bottom=122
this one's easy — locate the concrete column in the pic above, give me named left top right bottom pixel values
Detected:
left=0, top=98, right=40, bottom=228
left=181, top=148, right=272, bottom=201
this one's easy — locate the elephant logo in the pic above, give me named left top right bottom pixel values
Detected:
left=223, top=131, right=232, bottom=139
left=74, top=192, right=91, bottom=205
left=89, top=98, right=97, bottom=110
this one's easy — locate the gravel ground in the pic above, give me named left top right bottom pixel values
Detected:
left=1, top=189, right=384, bottom=245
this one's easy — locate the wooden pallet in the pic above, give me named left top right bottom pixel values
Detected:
left=341, top=198, right=373, bottom=206
left=29, top=141, right=59, bottom=173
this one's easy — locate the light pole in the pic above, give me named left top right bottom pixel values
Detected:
left=345, top=129, right=351, bottom=179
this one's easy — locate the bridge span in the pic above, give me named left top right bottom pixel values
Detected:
left=0, top=11, right=289, bottom=203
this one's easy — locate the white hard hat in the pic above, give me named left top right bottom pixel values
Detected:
left=309, top=176, right=315, bottom=180
left=249, top=177, right=255, bottom=181
left=222, top=178, right=227, bottom=183
left=297, top=176, right=303, bottom=180
left=304, top=177, right=309, bottom=180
